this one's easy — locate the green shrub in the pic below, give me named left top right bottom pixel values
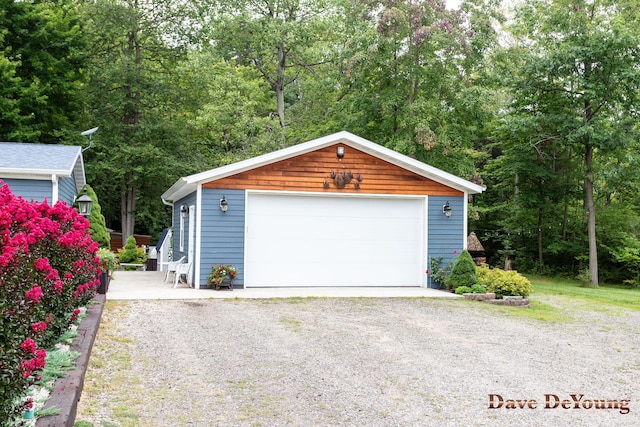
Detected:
left=117, top=236, right=147, bottom=266
left=455, top=286, right=472, bottom=294
left=77, top=185, right=110, bottom=249
left=470, top=284, right=486, bottom=294
left=97, top=248, right=118, bottom=272
left=430, top=257, right=451, bottom=287
left=444, top=250, right=477, bottom=290
left=477, top=265, right=533, bottom=298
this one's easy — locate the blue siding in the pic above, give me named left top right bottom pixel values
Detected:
left=58, top=174, right=77, bottom=206
left=1, top=178, right=52, bottom=203
left=427, top=196, right=465, bottom=288
left=199, top=189, right=245, bottom=287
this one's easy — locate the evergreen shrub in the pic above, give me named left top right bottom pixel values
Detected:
left=445, top=250, right=477, bottom=290
left=117, top=236, right=147, bottom=267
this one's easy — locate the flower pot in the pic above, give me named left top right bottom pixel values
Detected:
left=215, top=275, right=234, bottom=291
left=98, top=271, right=110, bottom=294
left=24, top=409, right=34, bottom=419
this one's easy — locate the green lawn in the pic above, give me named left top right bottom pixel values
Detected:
left=465, top=274, right=640, bottom=323
left=526, top=274, right=640, bottom=311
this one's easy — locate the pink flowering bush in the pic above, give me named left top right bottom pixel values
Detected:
left=0, top=182, right=101, bottom=421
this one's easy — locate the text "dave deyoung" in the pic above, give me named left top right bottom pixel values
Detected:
left=488, top=394, right=630, bottom=414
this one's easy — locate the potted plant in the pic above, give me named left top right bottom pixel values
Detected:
left=207, top=264, right=238, bottom=290
left=97, top=248, right=118, bottom=294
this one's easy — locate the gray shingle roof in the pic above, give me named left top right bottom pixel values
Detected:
left=0, top=142, right=81, bottom=173
left=0, top=142, right=86, bottom=190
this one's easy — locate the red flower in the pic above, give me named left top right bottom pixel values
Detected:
left=31, top=321, right=47, bottom=332
left=25, top=285, right=44, bottom=304
left=34, top=257, right=50, bottom=271
left=20, top=338, right=37, bottom=353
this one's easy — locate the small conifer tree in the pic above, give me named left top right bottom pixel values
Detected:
left=445, top=250, right=477, bottom=290
left=76, top=185, right=110, bottom=249
left=118, top=236, right=146, bottom=264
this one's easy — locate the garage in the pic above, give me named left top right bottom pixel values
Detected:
left=162, top=131, right=485, bottom=288
left=245, top=192, right=424, bottom=287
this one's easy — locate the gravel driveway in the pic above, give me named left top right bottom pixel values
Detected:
left=76, top=297, right=639, bottom=426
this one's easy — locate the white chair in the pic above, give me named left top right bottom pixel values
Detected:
left=173, top=262, right=192, bottom=288
left=164, top=256, right=185, bottom=283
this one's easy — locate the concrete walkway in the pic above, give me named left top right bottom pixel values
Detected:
left=106, top=270, right=461, bottom=300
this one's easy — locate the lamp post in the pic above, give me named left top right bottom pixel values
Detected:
left=77, top=187, right=93, bottom=217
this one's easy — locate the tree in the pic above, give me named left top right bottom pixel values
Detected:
left=198, top=0, right=343, bottom=142
left=80, top=0, right=195, bottom=242
left=445, top=250, right=478, bottom=290
left=181, top=54, right=281, bottom=165
left=0, top=0, right=86, bottom=142
left=505, top=0, right=640, bottom=286
left=77, top=185, right=110, bottom=249
left=331, top=0, right=501, bottom=178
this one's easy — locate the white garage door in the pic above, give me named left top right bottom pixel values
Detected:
left=245, top=193, right=424, bottom=287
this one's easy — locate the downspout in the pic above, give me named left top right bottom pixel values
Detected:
left=51, top=174, right=59, bottom=204
left=463, top=193, right=469, bottom=250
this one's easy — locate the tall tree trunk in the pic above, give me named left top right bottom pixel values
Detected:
left=121, top=186, right=136, bottom=245
left=583, top=63, right=598, bottom=287
left=120, top=0, right=141, bottom=244
left=276, top=42, right=286, bottom=143
left=537, top=207, right=544, bottom=271
left=585, top=142, right=598, bottom=287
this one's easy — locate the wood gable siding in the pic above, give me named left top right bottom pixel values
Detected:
left=202, top=145, right=463, bottom=196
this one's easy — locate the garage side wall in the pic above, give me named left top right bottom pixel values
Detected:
left=199, top=188, right=245, bottom=287
left=427, top=196, right=465, bottom=288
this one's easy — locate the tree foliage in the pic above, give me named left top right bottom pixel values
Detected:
left=445, top=250, right=478, bottom=290
left=0, top=0, right=86, bottom=142
left=2, top=0, right=640, bottom=286
left=78, top=185, right=110, bottom=249
left=486, top=0, right=640, bottom=286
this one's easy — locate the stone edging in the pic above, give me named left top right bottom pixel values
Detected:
left=36, top=294, right=105, bottom=427
left=463, top=293, right=530, bottom=307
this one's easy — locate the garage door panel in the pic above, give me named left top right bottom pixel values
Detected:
left=246, top=194, right=423, bottom=287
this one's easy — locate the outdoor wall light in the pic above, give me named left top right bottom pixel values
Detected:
left=443, top=201, right=452, bottom=217
left=220, top=196, right=228, bottom=213
left=76, top=187, right=93, bottom=217
left=180, top=204, right=189, bottom=218
left=336, top=146, right=345, bottom=159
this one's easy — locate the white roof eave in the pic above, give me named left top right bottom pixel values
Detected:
left=0, top=168, right=71, bottom=178
left=161, top=131, right=485, bottom=203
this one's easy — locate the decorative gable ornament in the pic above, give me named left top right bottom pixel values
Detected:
left=324, top=170, right=363, bottom=189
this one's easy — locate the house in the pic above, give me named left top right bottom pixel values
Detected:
left=0, top=142, right=86, bottom=206
left=161, top=131, right=485, bottom=289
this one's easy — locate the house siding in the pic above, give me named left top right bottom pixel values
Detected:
left=203, top=144, right=463, bottom=196
left=199, top=189, right=245, bottom=287
left=427, top=196, right=465, bottom=288
left=58, top=174, right=77, bottom=206
left=2, top=178, right=52, bottom=203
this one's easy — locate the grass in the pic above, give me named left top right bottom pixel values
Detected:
left=526, top=274, right=640, bottom=310
left=74, top=300, right=145, bottom=427
left=465, top=274, right=640, bottom=323
left=279, top=316, right=302, bottom=332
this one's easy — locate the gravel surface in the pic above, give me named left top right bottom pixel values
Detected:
left=76, top=297, right=640, bottom=426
